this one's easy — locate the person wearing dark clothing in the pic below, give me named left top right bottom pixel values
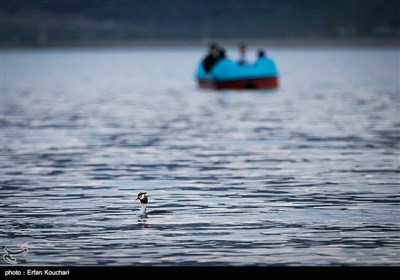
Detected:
left=219, top=48, right=227, bottom=59
left=203, top=42, right=220, bottom=72
left=257, top=49, right=266, bottom=58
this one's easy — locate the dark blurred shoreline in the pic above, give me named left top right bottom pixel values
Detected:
left=3, top=0, right=398, bottom=50
left=1, top=38, right=399, bottom=49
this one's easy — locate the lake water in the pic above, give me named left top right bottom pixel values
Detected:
left=1, top=46, right=399, bottom=266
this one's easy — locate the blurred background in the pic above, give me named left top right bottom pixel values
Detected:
left=1, top=0, right=399, bottom=47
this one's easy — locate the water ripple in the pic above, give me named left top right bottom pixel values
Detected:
left=1, top=48, right=399, bottom=266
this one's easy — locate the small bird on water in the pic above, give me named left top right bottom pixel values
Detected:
left=136, top=192, right=172, bottom=216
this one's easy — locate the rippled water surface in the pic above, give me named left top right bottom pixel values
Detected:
left=1, top=47, right=399, bottom=265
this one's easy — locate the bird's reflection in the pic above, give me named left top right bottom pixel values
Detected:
left=137, top=215, right=148, bottom=228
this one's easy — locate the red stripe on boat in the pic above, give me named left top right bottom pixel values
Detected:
left=198, top=76, right=279, bottom=90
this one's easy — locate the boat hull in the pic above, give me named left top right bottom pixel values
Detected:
left=198, top=76, right=278, bottom=90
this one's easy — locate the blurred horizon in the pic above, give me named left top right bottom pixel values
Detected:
left=1, top=0, right=399, bottom=47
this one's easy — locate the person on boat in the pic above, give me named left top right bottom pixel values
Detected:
left=218, top=48, right=227, bottom=59
left=254, top=48, right=277, bottom=75
left=254, top=49, right=267, bottom=65
left=202, top=42, right=220, bottom=73
left=211, top=48, right=236, bottom=74
left=238, top=42, right=250, bottom=65
left=257, top=49, right=266, bottom=58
